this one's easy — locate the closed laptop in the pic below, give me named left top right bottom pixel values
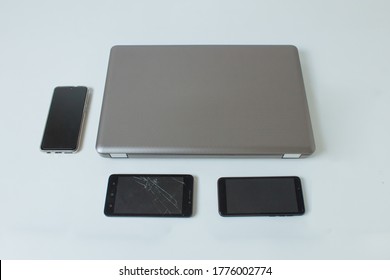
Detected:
left=96, top=45, right=315, bottom=158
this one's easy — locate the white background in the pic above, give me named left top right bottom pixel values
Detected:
left=2, top=260, right=390, bottom=280
left=1, top=0, right=389, bottom=259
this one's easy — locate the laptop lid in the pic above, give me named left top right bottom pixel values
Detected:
left=96, top=45, right=315, bottom=158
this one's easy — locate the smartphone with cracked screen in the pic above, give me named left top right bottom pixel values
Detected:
left=104, top=174, right=194, bottom=217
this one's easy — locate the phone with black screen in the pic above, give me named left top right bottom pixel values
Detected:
left=41, top=86, right=88, bottom=153
left=218, top=176, right=305, bottom=216
left=104, top=174, right=194, bottom=217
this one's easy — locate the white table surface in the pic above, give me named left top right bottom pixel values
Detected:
left=1, top=0, right=390, bottom=259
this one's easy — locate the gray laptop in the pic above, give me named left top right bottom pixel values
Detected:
left=96, top=45, right=315, bottom=158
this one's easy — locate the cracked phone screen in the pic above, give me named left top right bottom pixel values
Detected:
left=114, top=176, right=184, bottom=214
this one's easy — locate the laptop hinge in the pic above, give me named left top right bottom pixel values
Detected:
left=282, top=153, right=301, bottom=159
left=110, top=153, right=128, bottom=158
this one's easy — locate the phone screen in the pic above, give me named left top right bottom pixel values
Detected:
left=104, top=175, right=193, bottom=217
left=41, top=86, right=87, bottom=152
left=218, top=176, right=305, bottom=216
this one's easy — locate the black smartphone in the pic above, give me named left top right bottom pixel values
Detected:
left=41, top=86, right=88, bottom=153
left=104, top=174, right=194, bottom=217
left=218, top=176, right=305, bottom=216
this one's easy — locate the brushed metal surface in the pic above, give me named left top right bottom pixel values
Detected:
left=96, top=45, right=315, bottom=157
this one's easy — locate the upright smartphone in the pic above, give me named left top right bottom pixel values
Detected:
left=41, top=86, right=88, bottom=153
left=104, top=174, right=194, bottom=217
left=218, top=176, right=305, bottom=216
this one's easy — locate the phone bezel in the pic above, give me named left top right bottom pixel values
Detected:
left=218, top=176, right=305, bottom=216
left=104, top=174, right=194, bottom=217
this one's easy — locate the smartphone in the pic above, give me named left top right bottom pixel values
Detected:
left=104, top=174, right=194, bottom=217
left=218, top=176, right=305, bottom=216
left=41, top=86, right=88, bottom=153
